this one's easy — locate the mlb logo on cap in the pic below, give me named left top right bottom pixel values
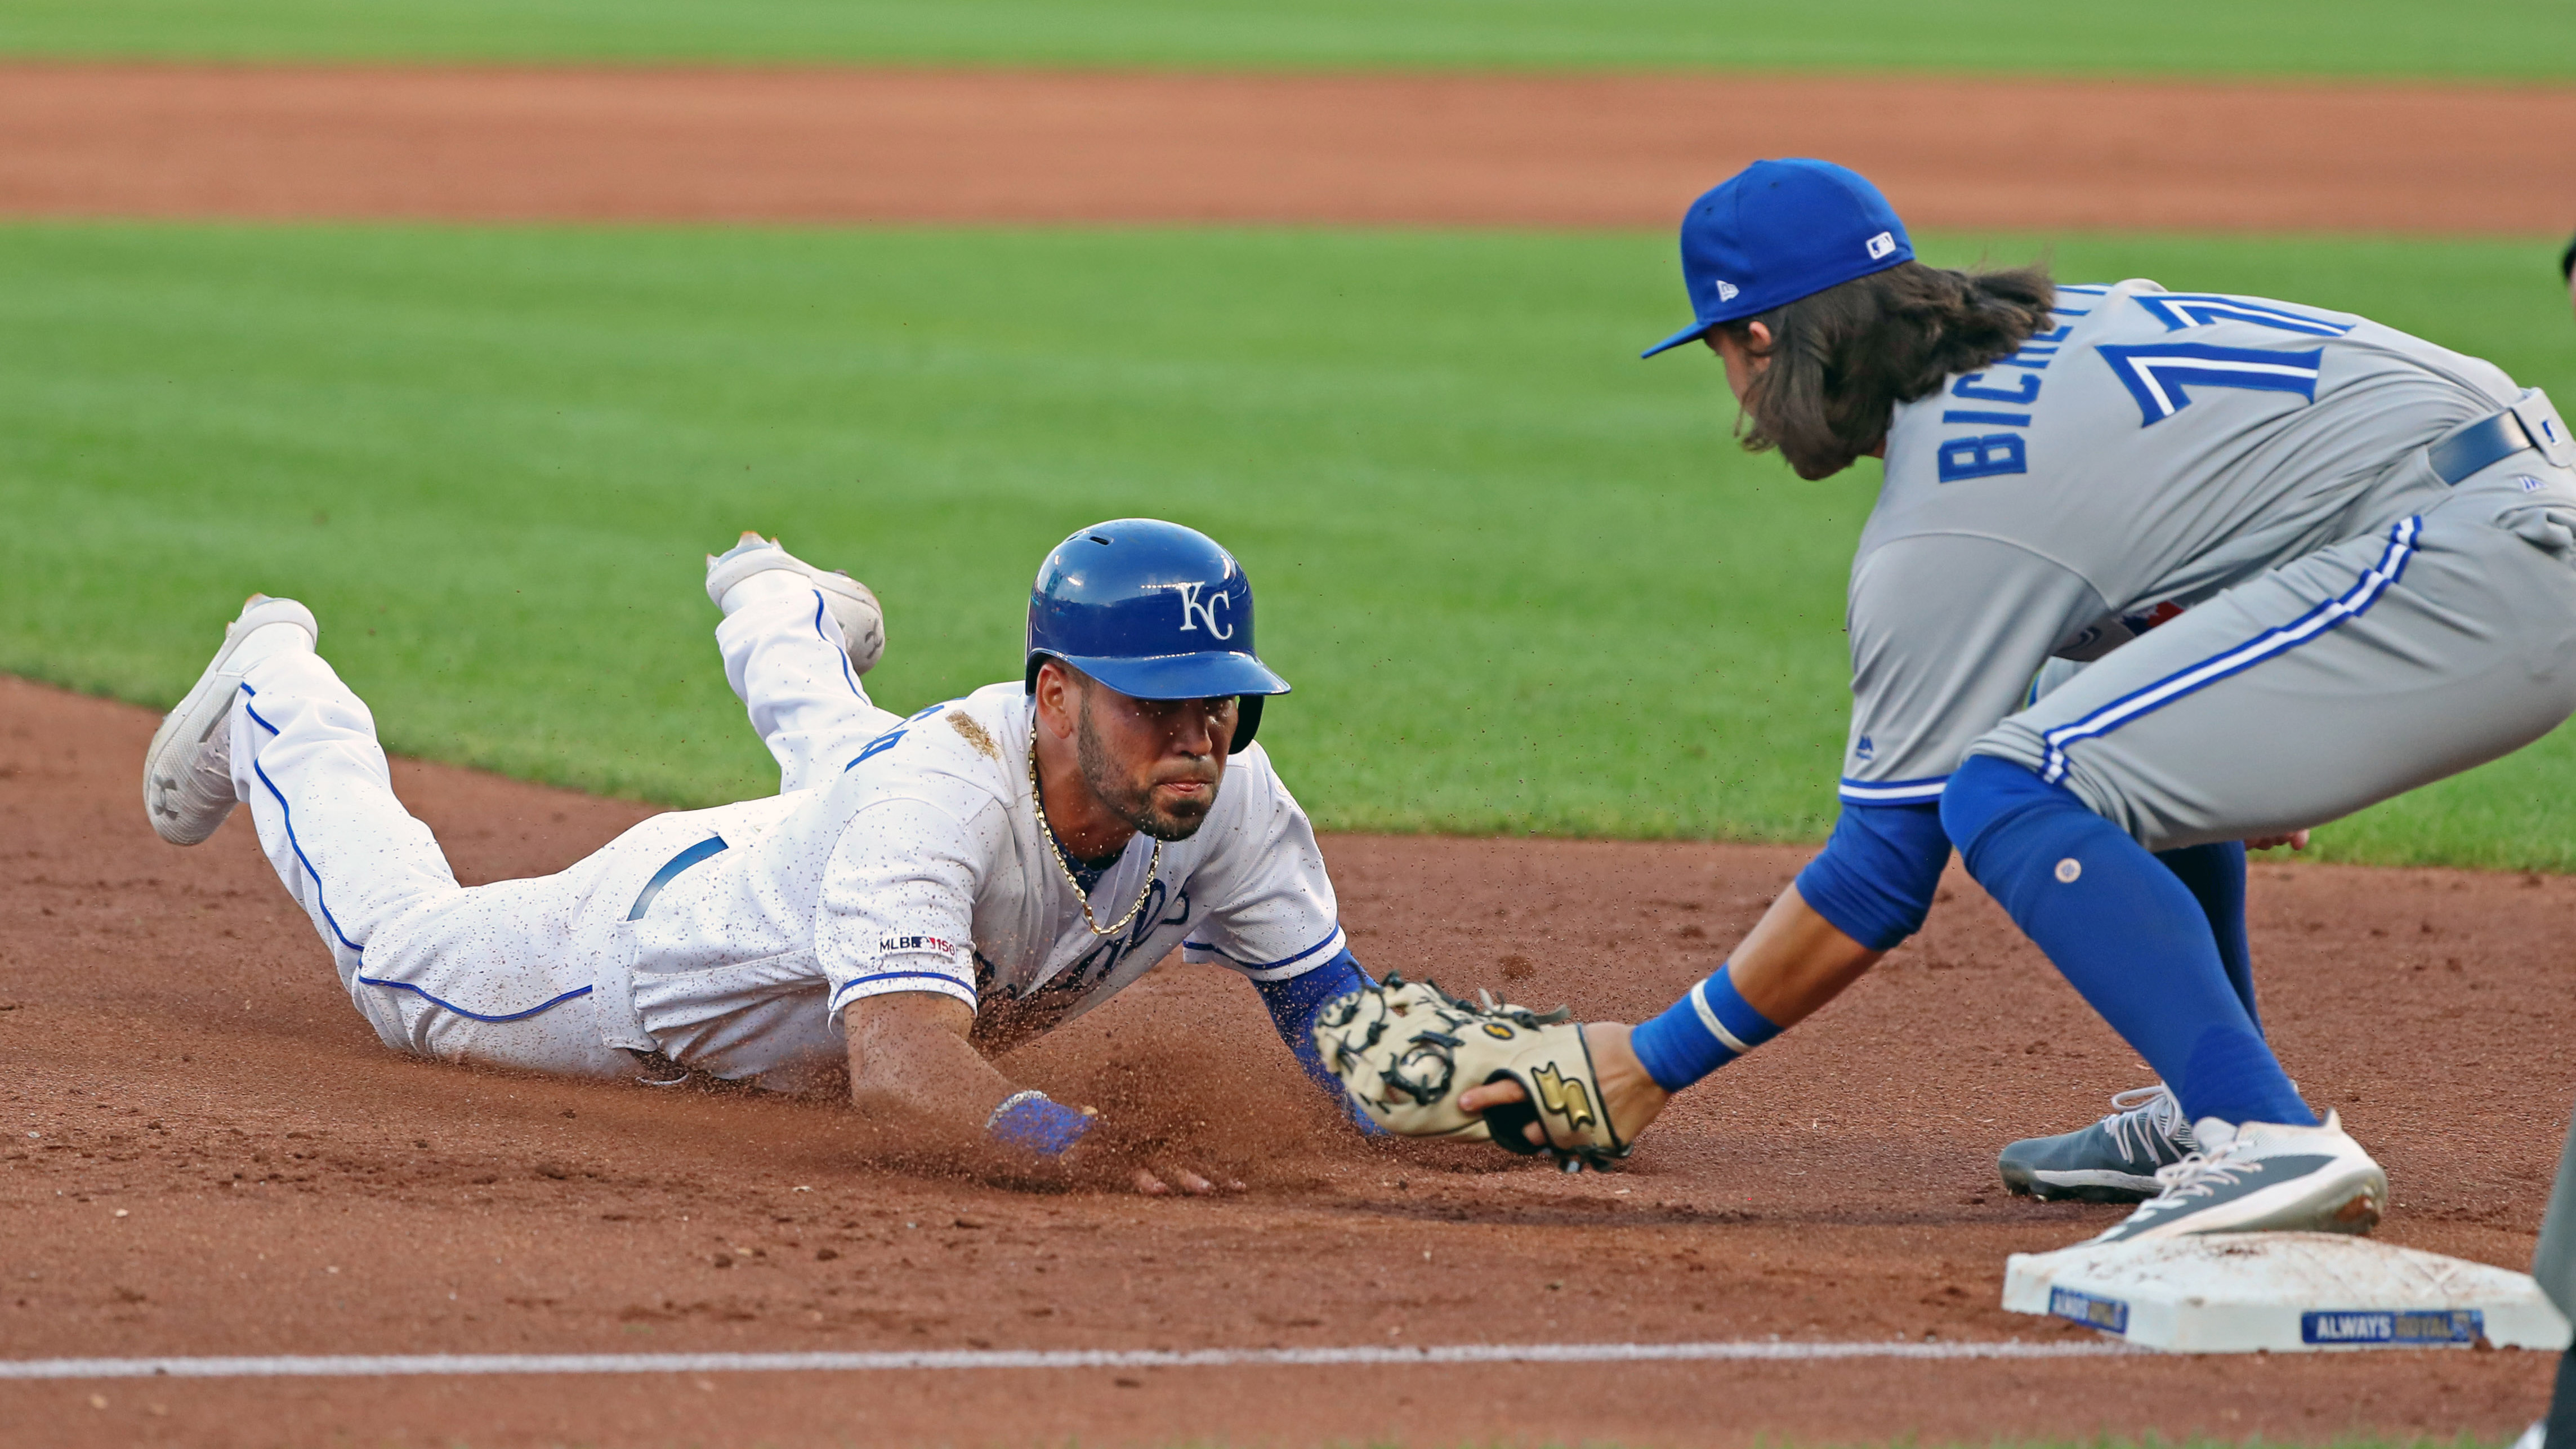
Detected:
left=1642, top=159, right=1915, bottom=358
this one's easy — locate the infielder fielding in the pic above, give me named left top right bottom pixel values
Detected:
left=1319, top=159, right=2576, bottom=1244
left=143, top=519, right=1374, bottom=1192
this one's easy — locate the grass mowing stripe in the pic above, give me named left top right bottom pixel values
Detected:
left=4, top=224, right=2572, bottom=866
left=1, top=0, right=2572, bottom=80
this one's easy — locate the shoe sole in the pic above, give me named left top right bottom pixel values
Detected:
left=2003, top=1163, right=2162, bottom=1204
left=142, top=596, right=317, bottom=846
left=2096, top=1161, right=2387, bottom=1244
left=705, top=538, right=884, bottom=675
left=704, top=534, right=797, bottom=607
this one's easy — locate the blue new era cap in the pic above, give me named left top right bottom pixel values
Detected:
left=1641, top=159, right=1913, bottom=358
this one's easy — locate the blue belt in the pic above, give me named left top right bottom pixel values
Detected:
left=627, top=834, right=727, bottom=920
left=2428, top=409, right=2539, bottom=486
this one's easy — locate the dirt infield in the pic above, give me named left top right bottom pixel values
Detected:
left=2, top=64, right=2571, bottom=232
left=1, top=671, right=2567, bottom=1444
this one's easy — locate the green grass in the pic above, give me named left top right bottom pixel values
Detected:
left=2, top=0, right=2574, bottom=81
left=4, top=224, right=2574, bottom=866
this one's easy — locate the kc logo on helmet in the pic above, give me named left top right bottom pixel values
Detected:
left=1174, top=581, right=1234, bottom=639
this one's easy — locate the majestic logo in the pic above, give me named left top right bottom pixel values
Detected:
left=1174, top=581, right=1234, bottom=639
left=1865, top=231, right=1897, bottom=260
left=1712, top=279, right=1740, bottom=302
left=2120, top=600, right=2188, bottom=635
left=1853, top=735, right=1875, bottom=762
left=1530, top=1064, right=1599, bottom=1132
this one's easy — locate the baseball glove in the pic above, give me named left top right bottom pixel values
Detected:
left=1312, top=973, right=1629, bottom=1171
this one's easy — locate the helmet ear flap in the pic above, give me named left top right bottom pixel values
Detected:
left=1229, top=694, right=1264, bottom=755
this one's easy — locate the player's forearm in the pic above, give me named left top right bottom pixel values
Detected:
left=1249, top=948, right=1387, bottom=1133
left=1619, top=885, right=1880, bottom=1102
left=1725, top=884, right=1884, bottom=1026
left=841, top=994, right=1016, bottom=1141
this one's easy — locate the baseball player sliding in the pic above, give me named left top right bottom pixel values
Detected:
left=1324, top=159, right=2576, bottom=1245
left=142, top=519, right=1377, bottom=1193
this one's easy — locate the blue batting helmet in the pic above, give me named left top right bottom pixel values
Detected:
left=1024, top=519, right=1291, bottom=754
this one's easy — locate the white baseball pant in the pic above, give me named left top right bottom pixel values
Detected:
left=229, top=575, right=901, bottom=1082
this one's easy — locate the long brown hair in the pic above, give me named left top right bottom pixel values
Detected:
left=1716, top=260, right=2055, bottom=480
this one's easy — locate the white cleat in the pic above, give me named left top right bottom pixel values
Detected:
left=704, top=531, right=885, bottom=675
left=142, top=594, right=318, bottom=846
left=2084, top=1110, right=2387, bottom=1246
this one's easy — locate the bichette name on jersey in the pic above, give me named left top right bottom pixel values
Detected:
left=1837, top=278, right=2523, bottom=804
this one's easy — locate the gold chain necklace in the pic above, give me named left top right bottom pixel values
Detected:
left=1028, top=718, right=1162, bottom=938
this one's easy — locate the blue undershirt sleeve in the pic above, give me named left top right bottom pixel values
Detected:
left=1250, top=948, right=1386, bottom=1135
left=1792, top=800, right=1952, bottom=951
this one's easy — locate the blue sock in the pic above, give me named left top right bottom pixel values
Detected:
left=2156, top=841, right=2259, bottom=1033
left=1941, top=755, right=2314, bottom=1129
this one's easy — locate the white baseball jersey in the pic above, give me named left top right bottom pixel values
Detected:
left=623, top=681, right=1346, bottom=1061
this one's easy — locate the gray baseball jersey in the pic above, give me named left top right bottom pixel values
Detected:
left=1837, top=279, right=2539, bottom=821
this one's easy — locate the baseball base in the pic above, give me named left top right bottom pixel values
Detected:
left=2002, top=1232, right=2573, bottom=1353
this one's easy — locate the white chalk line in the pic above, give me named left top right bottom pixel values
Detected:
left=0, top=1340, right=2128, bottom=1381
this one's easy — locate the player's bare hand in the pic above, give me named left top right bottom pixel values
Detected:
left=1051, top=1124, right=1242, bottom=1191
left=1456, top=1022, right=1670, bottom=1148
left=2246, top=829, right=2310, bottom=852
left=1130, top=1163, right=1244, bottom=1197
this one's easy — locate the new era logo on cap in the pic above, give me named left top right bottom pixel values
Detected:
left=1715, top=280, right=1740, bottom=301
left=1866, top=231, right=1897, bottom=260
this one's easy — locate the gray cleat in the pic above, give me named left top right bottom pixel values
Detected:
left=1999, top=1085, right=2196, bottom=1203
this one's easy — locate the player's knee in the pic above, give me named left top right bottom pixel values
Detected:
left=1939, top=753, right=2075, bottom=859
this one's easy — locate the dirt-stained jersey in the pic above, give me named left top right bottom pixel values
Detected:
left=621, top=680, right=1344, bottom=1059
left=1836, top=279, right=2524, bottom=805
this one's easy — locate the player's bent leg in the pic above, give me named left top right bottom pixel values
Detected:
left=706, top=534, right=902, bottom=792
left=228, top=643, right=462, bottom=995
left=1997, top=839, right=2254, bottom=1202
left=1956, top=474, right=2576, bottom=1238
left=1941, top=756, right=2314, bottom=1133
left=220, top=626, right=636, bottom=1079
left=1943, top=757, right=2387, bottom=1243
left=2159, top=841, right=2256, bottom=1027
left=1999, top=668, right=2254, bottom=1203
left=1979, top=485, right=2576, bottom=851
